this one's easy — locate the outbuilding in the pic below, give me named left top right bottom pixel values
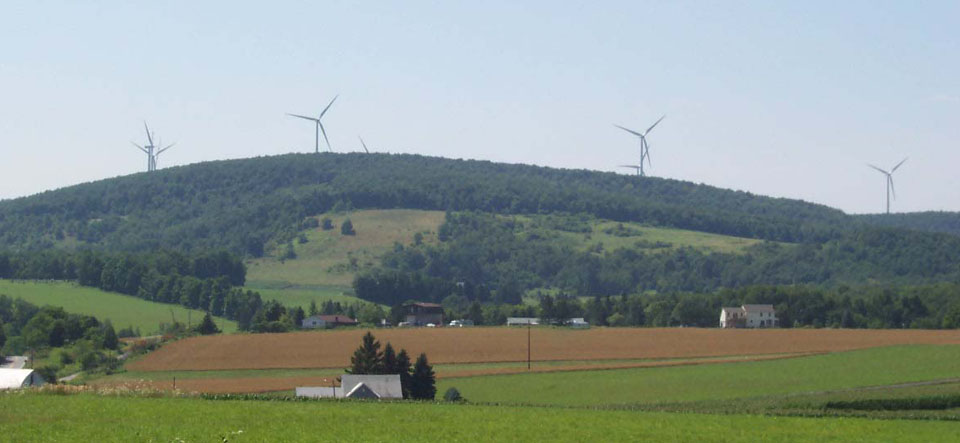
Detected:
left=404, top=303, right=444, bottom=326
left=0, top=369, right=46, bottom=390
left=302, top=314, right=359, bottom=329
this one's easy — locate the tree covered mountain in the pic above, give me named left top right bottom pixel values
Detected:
left=857, top=211, right=960, bottom=237
left=0, top=153, right=852, bottom=254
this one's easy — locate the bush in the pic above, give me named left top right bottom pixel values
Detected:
left=443, top=387, right=463, bottom=402
left=34, top=365, right=59, bottom=385
left=341, top=219, right=356, bottom=236
left=321, top=218, right=334, bottom=231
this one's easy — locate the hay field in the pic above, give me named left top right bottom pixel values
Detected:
left=129, top=327, right=960, bottom=372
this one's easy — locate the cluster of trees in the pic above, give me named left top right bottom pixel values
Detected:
left=0, top=153, right=863, bottom=256
left=0, top=295, right=120, bottom=380
left=355, top=212, right=960, bottom=304
left=858, top=211, right=960, bottom=237
left=347, top=332, right=436, bottom=400
left=434, top=283, right=960, bottom=330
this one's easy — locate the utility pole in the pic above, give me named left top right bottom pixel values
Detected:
left=527, top=321, right=531, bottom=370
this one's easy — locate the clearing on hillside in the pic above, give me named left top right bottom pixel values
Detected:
left=128, top=327, right=960, bottom=371
left=0, top=280, right=237, bottom=334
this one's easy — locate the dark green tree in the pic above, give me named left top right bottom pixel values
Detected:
left=396, top=349, right=413, bottom=399
left=409, top=353, right=436, bottom=400
left=308, top=300, right=319, bottom=316
left=347, top=331, right=382, bottom=374
left=321, top=217, right=334, bottom=230
left=196, top=312, right=221, bottom=335
left=101, top=320, right=119, bottom=349
left=341, top=219, right=356, bottom=236
left=381, top=342, right=398, bottom=375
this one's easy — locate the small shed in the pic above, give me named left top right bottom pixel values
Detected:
left=0, top=369, right=46, bottom=390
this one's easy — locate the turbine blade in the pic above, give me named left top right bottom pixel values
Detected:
left=614, top=124, right=644, bottom=138
left=867, top=164, right=889, bottom=175
left=889, top=176, right=897, bottom=200
left=359, top=136, right=369, bottom=153
left=156, top=143, right=176, bottom=155
left=319, top=122, right=332, bottom=152
left=287, top=113, right=319, bottom=122
left=619, top=165, right=640, bottom=169
left=131, top=142, right=148, bottom=154
left=144, top=122, right=155, bottom=146
left=645, top=145, right=652, bottom=167
left=319, top=94, right=339, bottom=119
left=891, top=157, right=908, bottom=172
left=644, top=115, right=666, bottom=135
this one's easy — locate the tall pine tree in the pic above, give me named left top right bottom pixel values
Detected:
left=396, top=349, right=413, bottom=399
left=409, top=353, right=436, bottom=400
left=381, top=343, right=398, bottom=375
left=347, top=331, right=383, bottom=374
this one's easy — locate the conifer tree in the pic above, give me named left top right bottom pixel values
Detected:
left=196, top=312, right=221, bottom=335
left=381, top=342, right=398, bottom=375
left=409, top=353, right=436, bottom=400
left=346, top=331, right=382, bottom=374
left=396, top=349, right=413, bottom=399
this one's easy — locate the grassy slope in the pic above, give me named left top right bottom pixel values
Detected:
left=2, top=393, right=957, bottom=442
left=0, top=280, right=237, bottom=334
left=438, top=345, right=960, bottom=407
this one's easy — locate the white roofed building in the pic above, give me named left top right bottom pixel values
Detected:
left=720, top=305, right=778, bottom=328
left=0, top=369, right=46, bottom=390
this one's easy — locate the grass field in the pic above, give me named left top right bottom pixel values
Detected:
left=127, top=327, right=960, bottom=371
left=437, top=345, right=960, bottom=407
left=249, top=285, right=372, bottom=310
left=0, top=280, right=237, bottom=334
left=246, top=209, right=446, bottom=288
left=2, top=392, right=958, bottom=442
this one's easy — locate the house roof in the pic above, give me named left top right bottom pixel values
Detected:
left=0, top=369, right=42, bottom=390
left=408, top=302, right=442, bottom=308
left=340, top=374, right=403, bottom=399
left=345, top=382, right=381, bottom=399
left=742, top=304, right=776, bottom=313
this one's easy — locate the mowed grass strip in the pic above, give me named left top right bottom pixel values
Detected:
left=438, top=345, right=960, bottom=407
left=0, top=280, right=237, bottom=334
left=2, top=393, right=959, bottom=442
left=128, top=327, right=960, bottom=371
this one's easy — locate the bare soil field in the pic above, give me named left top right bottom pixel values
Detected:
left=128, top=327, right=960, bottom=372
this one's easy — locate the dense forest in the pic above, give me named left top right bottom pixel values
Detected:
left=858, top=211, right=960, bottom=237
left=0, top=153, right=854, bottom=254
left=354, top=212, right=960, bottom=304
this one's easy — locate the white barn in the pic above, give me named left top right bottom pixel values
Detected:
left=720, top=304, right=778, bottom=328
left=0, top=369, right=46, bottom=390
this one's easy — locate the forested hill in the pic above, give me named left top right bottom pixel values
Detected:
left=1, top=153, right=855, bottom=254
left=857, top=212, right=960, bottom=237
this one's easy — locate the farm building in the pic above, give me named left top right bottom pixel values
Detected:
left=720, top=305, right=778, bottom=328
left=507, top=317, right=539, bottom=326
left=301, top=314, right=358, bottom=329
left=404, top=302, right=444, bottom=326
left=296, top=374, right=402, bottom=399
left=0, top=369, right=46, bottom=390
left=567, top=318, right=590, bottom=329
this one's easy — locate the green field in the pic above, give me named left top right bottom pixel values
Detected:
left=0, top=280, right=237, bottom=334
left=438, top=345, right=960, bottom=407
left=2, top=392, right=958, bottom=442
left=249, top=285, right=372, bottom=311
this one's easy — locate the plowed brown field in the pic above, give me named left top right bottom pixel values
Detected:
left=128, top=327, right=960, bottom=372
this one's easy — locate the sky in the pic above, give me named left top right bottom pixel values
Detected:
left=1, top=1, right=958, bottom=214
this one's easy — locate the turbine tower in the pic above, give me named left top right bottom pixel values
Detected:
left=867, top=157, right=908, bottom=214
left=614, top=115, right=665, bottom=177
left=288, top=95, right=339, bottom=153
left=358, top=136, right=370, bottom=153
left=131, top=122, right=175, bottom=172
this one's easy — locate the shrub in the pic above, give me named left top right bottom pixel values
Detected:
left=341, top=219, right=356, bottom=236
left=443, top=387, right=463, bottom=402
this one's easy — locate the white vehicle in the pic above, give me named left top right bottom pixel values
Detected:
left=425, top=323, right=436, bottom=328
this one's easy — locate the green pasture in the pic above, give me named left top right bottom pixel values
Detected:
left=248, top=285, right=370, bottom=311
left=0, top=280, right=237, bottom=334
left=439, top=345, right=960, bottom=407
left=2, top=393, right=958, bottom=442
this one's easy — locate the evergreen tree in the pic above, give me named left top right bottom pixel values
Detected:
left=381, top=342, right=398, bottom=375
left=396, top=349, right=413, bottom=399
left=101, top=320, right=119, bottom=349
left=409, top=353, right=436, bottom=400
left=341, top=219, right=356, bottom=236
left=196, top=312, right=221, bottom=335
left=308, top=300, right=319, bottom=317
left=346, top=331, right=382, bottom=374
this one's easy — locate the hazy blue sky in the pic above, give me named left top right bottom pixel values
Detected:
left=2, top=1, right=958, bottom=213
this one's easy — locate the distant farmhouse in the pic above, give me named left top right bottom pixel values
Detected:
left=404, top=302, right=443, bottom=326
left=296, top=374, right=402, bottom=400
left=302, top=314, right=358, bottom=329
left=507, top=317, right=539, bottom=326
left=0, top=369, right=46, bottom=390
left=720, top=304, right=778, bottom=328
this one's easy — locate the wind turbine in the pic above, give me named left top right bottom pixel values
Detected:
left=131, top=122, right=175, bottom=172
left=867, top=157, right=908, bottom=214
left=288, top=95, right=339, bottom=153
left=619, top=165, right=642, bottom=176
left=614, top=115, right=665, bottom=177
left=358, top=136, right=370, bottom=154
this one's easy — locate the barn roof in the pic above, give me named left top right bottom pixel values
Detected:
left=341, top=374, right=402, bottom=399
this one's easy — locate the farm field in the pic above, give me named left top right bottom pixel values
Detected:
left=436, top=345, right=960, bottom=407
left=245, top=209, right=445, bottom=288
left=0, top=280, right=237, bottom=334
left=3, top=392, right=959, bottom=442
left=127, top=327, right=960, bottom=371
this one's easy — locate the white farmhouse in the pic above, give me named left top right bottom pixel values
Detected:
left=719, top=304, right=778, bottom=328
